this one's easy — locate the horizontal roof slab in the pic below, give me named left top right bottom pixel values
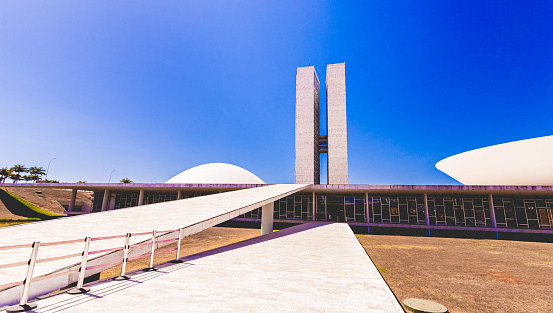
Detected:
left=4, top=183, right=553, bottom=196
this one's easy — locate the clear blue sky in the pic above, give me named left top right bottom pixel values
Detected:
left=1, top=1, right=552, bottom=184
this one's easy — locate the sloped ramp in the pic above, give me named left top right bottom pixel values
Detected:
left=0, top=184, right=307, bottom=307
left=25, top=223, right=404, bottom=313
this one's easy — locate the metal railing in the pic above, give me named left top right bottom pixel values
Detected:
left=0, top=227, right=185, bottom=312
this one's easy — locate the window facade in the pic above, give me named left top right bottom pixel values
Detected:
left=427, top=196, right=491, bottom=227
left=493, top=197, right=553, bottom=229
left=367, top=196, right=425, bottom=224
left=91, top=191, right=553, bottom=230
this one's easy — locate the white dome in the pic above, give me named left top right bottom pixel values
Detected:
left=165, top=163, right=266, bottom=184
left=436, top=135, right=553, bottom=185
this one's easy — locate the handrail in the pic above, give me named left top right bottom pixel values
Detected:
left=41, top=238, right=84, bottom=247
left=0, top=227, right=184, bottom=312
left=0, top=243, right=32, bottom=251
left=91, top=234, right=127, bottom=241
left=0, top=260, right=30, bottom=270
left=35, top=253, right=83, bottom=264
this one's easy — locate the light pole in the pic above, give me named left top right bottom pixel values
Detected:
left=45, top=158, right=56, bottom=181
left=151, top=178, right=156, bottom=183
left=109, top=170, right=116, bottom=183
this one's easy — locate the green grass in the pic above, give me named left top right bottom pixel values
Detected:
left=0, top=218, right=41, bottom=222
left=377, top=267, right=388, bottom=273
left=5, top=190, right=63, bottom=217
left=0, top=220, right=40, bottom=228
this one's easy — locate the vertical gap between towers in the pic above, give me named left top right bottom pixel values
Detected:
left=319, top=66, right=328, bottom=184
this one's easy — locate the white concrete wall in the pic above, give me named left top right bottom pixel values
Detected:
left=295, top=66, right=320, bottom=184
left=326, top=63, right=348, bottom=184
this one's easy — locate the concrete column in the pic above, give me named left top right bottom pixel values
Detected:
left=138, top=190, right=145, bottom=206
left=177, top=190, right=182, bottom=200
left=68, top=189, right=77, bottom=214
left=489, top=194, right=497, bottom=228
left=365, top=192, right=369, bottom=223
left=101, top=189, right=110, bottom=212
left=424, top=193, right=430, bottom=226
left=261, top=202, right=274, bottom=235
left=312, top=192, right=316, bottom=221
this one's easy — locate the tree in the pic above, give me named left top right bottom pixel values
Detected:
left=30, top=174, right=40, bottom=182
left=76, top=180, right=87, bottom=183
left=28, top=166, right=46, bottom=182
left=10, top=164, right=28, bottom=183
left=22, top=175, right=33, bottom=183
left=9, top=172, right=22, bottom=183
left=0, top=168, right=10, bottom=183
left=120, top=178, right=133, bottom=183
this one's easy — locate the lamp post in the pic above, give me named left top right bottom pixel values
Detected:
left=151, top=178, right=156, bottom=183
left=109, top=170, right=116, bottom=183
left=45, top=158, right=56, bottom=181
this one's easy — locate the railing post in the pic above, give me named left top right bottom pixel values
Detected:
left=113, top=233, right=131, bottom=281
left=68, top=237, right=91, bottom=294
left=143, top=230, right=157, bottom=271
left=6, top=242, right=40, bottom=313
left=170, top=228, right=184, bottom=263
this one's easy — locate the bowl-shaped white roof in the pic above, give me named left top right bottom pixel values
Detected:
left=166, top=163, right=266, bottom=184
left=436, top=135, right=553, bottom=185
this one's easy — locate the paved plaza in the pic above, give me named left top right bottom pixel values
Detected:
left=20, top=223, right=403, bottom=313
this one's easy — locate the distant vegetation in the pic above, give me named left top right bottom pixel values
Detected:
left=120, top=178, right=133, bottom=183
left=0, top=165, right=47, bottom=183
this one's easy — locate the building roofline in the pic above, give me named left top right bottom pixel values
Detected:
left=3, top=183, right=553, bottom=196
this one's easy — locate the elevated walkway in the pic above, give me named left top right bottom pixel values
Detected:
left=0, top=184, right=307, bottom=307
left=18, top=223, right=404, bottom=313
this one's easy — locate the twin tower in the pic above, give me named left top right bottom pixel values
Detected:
left=295, top=63, right=348, bottom=185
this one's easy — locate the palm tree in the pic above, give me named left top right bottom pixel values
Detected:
left=22, top=175, right=33, bottom=183
left=120, top=178, right=133, bottom=184
left=30, top=174, right=40, bottom=182
left=0, top=168, right=10, bottom=183
left=9, top=165, right=28, bottom=183
left=9, top=172, right=22, bottom=183
left=29, top=166, right=46, bottom=182
left=10, top=164, right=28, bottom=176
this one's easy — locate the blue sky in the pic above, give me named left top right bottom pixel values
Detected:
left=1, top=1, right=552, bottom=184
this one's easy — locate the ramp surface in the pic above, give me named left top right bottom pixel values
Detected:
left=23, top=223, right=403, bottom=313
left=0, top=184, right=307, bottom=305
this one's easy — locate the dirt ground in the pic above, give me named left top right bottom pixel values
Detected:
left=0, top=187, right=92, bottom=218
left=357, top=234, right=553, bottom=313
left=99, top=226, right=262, bottom=279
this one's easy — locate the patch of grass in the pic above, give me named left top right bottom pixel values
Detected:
left=3, top=189, right=63, bottom=217
left=377, top=267, right=388, bottom=273
left=0, top=220, right=40, bottom=227
left=0, top=218, right=41, bottom=222
left=356, top=235, right=374, bottom=241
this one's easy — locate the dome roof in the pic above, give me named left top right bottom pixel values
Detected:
left=436, top=135, right=553, bottom=185
left=165, top=163, right=266, bottom=184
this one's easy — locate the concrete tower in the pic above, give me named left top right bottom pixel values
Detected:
left=326, top=63, right=348, bottom=184
left=295, top=66, right=320, bottom=184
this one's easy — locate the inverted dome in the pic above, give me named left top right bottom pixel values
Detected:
left=166, top=163, right=266, bottom=184
left=436, top=135, right=553, bottom=185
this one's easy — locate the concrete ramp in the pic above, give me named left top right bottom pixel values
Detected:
left=0, top=184, right=307, bottom=306
left=20, top=223, right=404, bottom=313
